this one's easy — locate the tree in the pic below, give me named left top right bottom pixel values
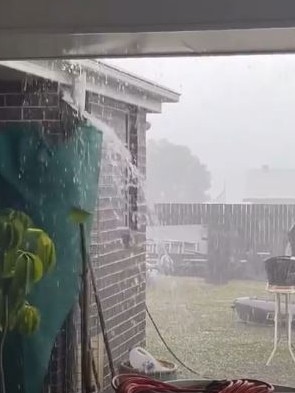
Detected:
left=147, top=139, right=211, bottom=204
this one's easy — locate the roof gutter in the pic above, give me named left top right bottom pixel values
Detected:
left=0, top=59, right=180, bottom=113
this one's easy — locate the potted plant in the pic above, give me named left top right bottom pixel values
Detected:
left=0, top=209, right=56, bottom=393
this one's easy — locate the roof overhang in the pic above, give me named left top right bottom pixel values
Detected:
left=0, top=60, right=179, bottom=113
left=1, top=0, right=295, bottom=59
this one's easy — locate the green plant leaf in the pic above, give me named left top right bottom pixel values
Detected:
left=12, top=251, right=43, bottom=292
left=13, top=252, right=30, bottom=290
left=8, top=300, right=25, bottom=331
left=12, top=211, right=34, bottom=230
left=36, top=233, right=56, bottom=273
left=0, top=209, right=55, bottom=348
left=0, top=210, right=28, bottom=252
left=69, top=207, right=91, bottom=224
left=11, top=218, right=25, bottom=250
left=15, top=302, right=41, bottom=335
left=0, top=220, right=11, bottom=252
left=7, top=284, right=26, bottom=322
left=24, top=229, right=56, bottom=274
left=2, top=250, right=17, bottom=278
left=0, top=209, right=33, bottom=229
left=22, top=228, right=42, bottom=252
left=26, top=252, right=44, bottom=283
left=0, top=209, right=14, bottom=222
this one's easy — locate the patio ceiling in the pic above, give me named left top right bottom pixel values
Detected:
left=1, top=0, right=295, bottom=59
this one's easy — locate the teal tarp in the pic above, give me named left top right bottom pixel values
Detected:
left=0, top=122, right=102, bottom=393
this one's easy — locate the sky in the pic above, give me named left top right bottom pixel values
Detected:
left=107, top=55, right=295, bottom=202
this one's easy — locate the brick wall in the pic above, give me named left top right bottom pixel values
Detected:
left=0, top=74, right=147, bottom=393
left=0, top=78, right=60, bottom=123
left=0, top=76, right=78, bottom=143
left=87, top=92, right=147, bottom=390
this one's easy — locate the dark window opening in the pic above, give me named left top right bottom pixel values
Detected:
left=125, top=106, right=138, bottom=231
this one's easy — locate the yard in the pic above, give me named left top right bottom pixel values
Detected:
left=146, top=276, right=295, bottom=387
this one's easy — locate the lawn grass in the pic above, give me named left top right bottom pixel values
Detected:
left=146, top=276, right=295, bottom=387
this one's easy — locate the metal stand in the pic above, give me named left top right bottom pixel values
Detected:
left=266, top=286, right=295, bottom=365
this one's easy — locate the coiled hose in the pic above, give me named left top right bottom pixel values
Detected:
left=112, top=375, right=274, bottom=393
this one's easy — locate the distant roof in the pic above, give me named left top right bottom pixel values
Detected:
left=244, top=167, right=295, bottom=200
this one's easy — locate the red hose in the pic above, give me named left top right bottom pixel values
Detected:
left=112, top=375, right=274, bottom=393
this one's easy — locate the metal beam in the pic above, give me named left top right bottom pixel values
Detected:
left=2, top=0, right=295, bottom=34
left=1, top=1, right=295, bottom=58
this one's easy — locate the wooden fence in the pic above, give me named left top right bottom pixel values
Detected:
left=155, top=204, right=295, bottom=283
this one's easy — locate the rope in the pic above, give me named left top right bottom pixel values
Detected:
left=146, top=304, right=208, bottom=378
